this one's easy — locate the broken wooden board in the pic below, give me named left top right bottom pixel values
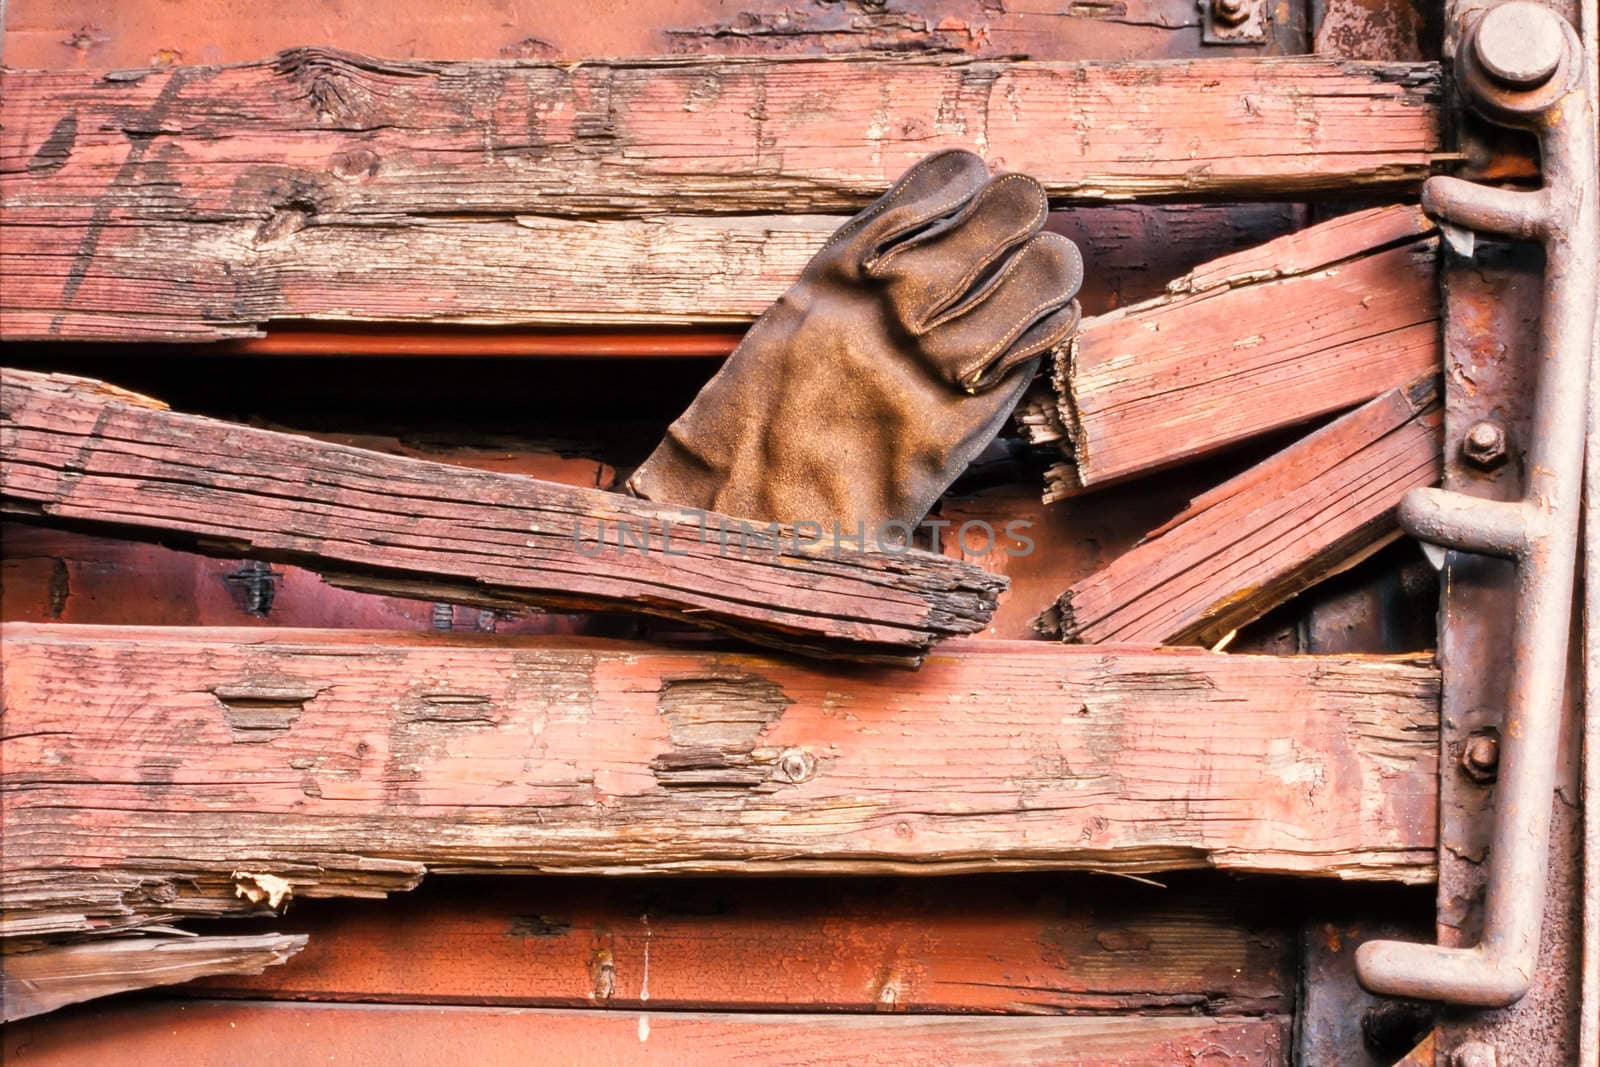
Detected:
left=0, top=1000, right=1291, bottom=1065
left=1042, top=377, right=1444, bottom=646
left=0, top=53, right=1440, bottom=340
left=192, top=874, right=1294, bottom=1014
left=1036, top=204, right=1442, bottom=494
left=0, top=624, right=1440, bottom=939
left=0, top=369, right=1004, bottom=664
left=1, top=934, right=307, bottom=1022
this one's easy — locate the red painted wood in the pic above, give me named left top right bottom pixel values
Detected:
left=0, top=1000, right=1291, bottom=1066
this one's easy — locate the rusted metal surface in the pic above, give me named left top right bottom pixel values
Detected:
left=1355, top=0, right=1597, bottom=1010
left=1297, top=909, right=1437, bottom=1065
left=1580, top=5, right=1600, bottom=1062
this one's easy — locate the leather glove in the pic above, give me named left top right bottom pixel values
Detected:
left=627, top=149, right=1083, bottom=537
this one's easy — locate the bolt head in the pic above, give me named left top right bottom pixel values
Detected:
left=1213, top=0, right=1249, bottom=24
left=1461, top=420, right=1508, bottom=470
left=1450, top=1040, right=1499, bottom=1067
left=1474, top=2, right=1565, bottom=88
left=777, top=748, right=815, bottom=783
left=1461, top=733, right=1500, bottom=782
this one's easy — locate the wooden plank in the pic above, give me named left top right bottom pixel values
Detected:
left=1, top=934, right=307, bottom=1022
left=0, top=1000, right=1291, bottom=1066
left=0, top=205, right=1305, bottom=342
left=194, top=875, right=1294, bottom=1014
left=0, top=0, right=1301, bottom=70
left=1040, top=204, right=1442, bottom=493
left=0, top=523, right=584, bottom=633
left=0, top=368, right=1005, bottom=664
left=1043, top=377, right=1444, bottom=646
left=0, top=53, right=1440, bottom=341
left=0, top=624, right=1440, bottom=939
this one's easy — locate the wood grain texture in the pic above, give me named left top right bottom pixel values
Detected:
left=1042, top=204, right=1442, bottom=493
left=0, top=624, right=1439, bottom=939
left=191, top=875, right=1294, bottom=1014
left=0, top=1000, right=1291, bottom=1066
left=0, top=0, right=1304, bottom=69
left=1044, top=378, right=1444, bottom=646
left=0, top=368, right=1004, bottom=664
left=1, top=934, right=307, bottom=1022
left=0, top=52, right=1440, bottom=340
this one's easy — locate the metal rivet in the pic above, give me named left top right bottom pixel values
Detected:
left=1474, top=3, right=1564, bottom=88
left=1450, top=1040, right=1499, bottom=1067
left=1213, top=0, right=1249, bottom=25
left=1461, top=731, right=1500, bottom=783
left=777, top=748, right=815, bottom=783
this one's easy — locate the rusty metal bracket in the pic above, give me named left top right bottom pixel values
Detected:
left=1355, top=1, right=1598, bottom=1009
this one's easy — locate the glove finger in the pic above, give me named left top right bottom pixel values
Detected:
left=822, top=150, right=989, bottom=273
left=917, top=232, right=1084, bottom=392
left=865, top=173, right=1049, bottom=331
left=965, top=300, right=1079, bottom=393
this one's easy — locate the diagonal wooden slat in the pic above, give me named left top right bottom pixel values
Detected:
left=0, top=368, right=1004, bottom=664
left=0, top=52, right=1441, bottom=340
left=0, top=624, right=1439, bottom=940
left=1028, top=204, right=1442, bottom=493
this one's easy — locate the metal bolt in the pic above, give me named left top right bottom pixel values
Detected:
left=777, top=748, right=816, bottom=783
left=1213, top=0, right=1249, bottom=25
left=1461, top=419, right=1508, bottom=470
left=1450, top=1040, right=1499, bottom=1067
left=1473, top=2, right=1564, bottom=88
left=1461, top=732, right=1500, bottom=783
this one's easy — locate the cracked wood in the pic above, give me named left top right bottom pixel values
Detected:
left=1033, top=204, right=1443, bottom=493
left=0, top=624, right=1440, bottom=939
left=0, top=51, right=1440, bottom=340
left=1042, top=377, right=1444, bottom=646
left=0, top=369, right=1003, bottom=664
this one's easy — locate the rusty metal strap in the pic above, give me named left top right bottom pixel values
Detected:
left=1355, top=1, right=1599, bottom=1009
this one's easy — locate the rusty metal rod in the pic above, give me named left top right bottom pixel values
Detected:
left=1356, top=1, right=1599, bottom=1008
left=1581, top=1, right=1599, bottom=1061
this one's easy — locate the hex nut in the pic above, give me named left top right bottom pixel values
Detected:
left=1461, top=420, right=1508, bottom=470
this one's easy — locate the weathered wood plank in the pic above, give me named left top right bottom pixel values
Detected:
left=0, top=369, right=1004, bottom=664
left=0, top=205, right=1304, bottom=341
left=0, top=624, right=1439, bottom=938
left=1, top=935, right=307, bottom=1022
left=0, top=1001, right=1291, bottom=1066
left=0, top=0, right=1300, bottom=70
left=1042, top=377, right=1444, bottom=646
left=1036, top=205, right=1442, bottom=494
left=192, top=875, right=1294, bottom=1014
left=0, top=52, right=1440, bottom=340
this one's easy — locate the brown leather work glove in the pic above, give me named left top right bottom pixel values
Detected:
left=627, top=149, right=1082, bottom=537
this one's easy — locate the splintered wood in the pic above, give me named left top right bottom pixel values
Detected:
left=1040, top=378, right=1444, bottom=646
left=1, top=935, right=307, bottom=1022
left=0, top=369, right=1003, bottom=664
left=1033, top=205, right=1442, bottom=495
left=0, top=52, right=1440, bottom=340
left=0, top=624, right=1440, bottom=941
